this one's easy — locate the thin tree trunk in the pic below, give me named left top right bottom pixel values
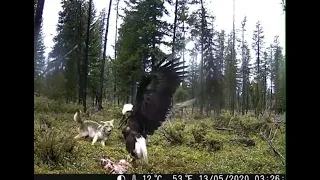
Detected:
left=231, top=0, right=235, bottom=116
left=256, top=30, right=260, bottom=117
left=169, top=0, right=179, bottom=107
left=77, top=0, right=83, bottom=105
left=98, top=0, right=113, bottom=111
left=199, top=0, right=204, bottom=115
left=83, top=0, right=93, bottom=113
left=241, top=18, right=246, bottom=116
left=171, top=0, right=179, bottom=56
left=114, top=0, right=120, bottom=107
left=270, top=45, right=273, bottom=101
left=246, top=81, right=249, bottom=114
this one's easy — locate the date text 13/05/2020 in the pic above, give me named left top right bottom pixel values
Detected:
left=140, top=174, right=285, bottom=180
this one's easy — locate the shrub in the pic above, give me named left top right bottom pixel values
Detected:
left=193, top=112, right=207, bottom=120
left=34, top=128, right=78, bottom=168
left=34, top=96, right=82, bottom=114
left=216, top=110, right=232, bottom=127
left=203, top=132, right=224, bottom=152
left=163, top=121, right=186, bottom=145
left=190, top=121, right=209, bottom=143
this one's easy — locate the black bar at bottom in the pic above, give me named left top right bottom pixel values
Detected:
left=34, top=174, right=285, bottom=180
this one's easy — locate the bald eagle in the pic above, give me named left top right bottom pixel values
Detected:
left=120, top=55, right=187, bottom=164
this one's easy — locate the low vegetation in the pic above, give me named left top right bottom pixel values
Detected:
left=34, top=96, right=285, bottom=174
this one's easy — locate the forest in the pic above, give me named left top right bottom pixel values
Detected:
left=34, top=0, right=286, bottom=174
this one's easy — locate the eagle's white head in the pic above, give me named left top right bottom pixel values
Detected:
left=122, top=104, right=133, bottom=115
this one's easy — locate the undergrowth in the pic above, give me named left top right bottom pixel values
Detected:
left=34, top=96, right=285, bottom=174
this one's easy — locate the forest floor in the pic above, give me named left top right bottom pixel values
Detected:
left=34, top=96, right=285, bottom=174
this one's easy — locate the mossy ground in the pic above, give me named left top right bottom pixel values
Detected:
left=34, top=96, right=285, bottom=174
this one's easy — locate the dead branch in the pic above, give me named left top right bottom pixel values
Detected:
left=227, top=116, right=235, bottom=127
left=268, top=126, right=273, bottom=139
left=215, top=127, right=234, bottom=131
left=271, top=128, right=278, bottom=142
left=34, top=45, right=79, bottom=82
left=160, top=126, right=174, bottom=142
left=260, top=132, right=285, bottom=165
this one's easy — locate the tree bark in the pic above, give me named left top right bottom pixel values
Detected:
left=83, top=0, right=93, bottom=113
left=77, top=0, right=83, bottom=105
left=98, top=0, right=113, bottom=111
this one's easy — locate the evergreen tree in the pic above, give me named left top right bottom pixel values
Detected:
left=114, top=0, right=170, bottom=103
left=35, top=24, right=46, bottom=95
left=252, top=21, right=265, bottom=116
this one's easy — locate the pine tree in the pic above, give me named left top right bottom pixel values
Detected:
left=272, top=36, right=284, bottom=114
left=46, top=0, right=103, bottom=107
left=240, top=16, right=248, bottom=115
left=252, top=21, right=265, bottom=116
left=114, top=0, right=170, bottom=103
left=35, top=24, right=46, bottom=95
left=224, top=32, right=237, bottom=115
left=34, top=0, right=45, bottom=79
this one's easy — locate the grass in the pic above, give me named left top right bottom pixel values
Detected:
left=34, top=96, right=285, bottom=174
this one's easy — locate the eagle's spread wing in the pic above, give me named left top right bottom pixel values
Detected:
left=133, top=55, right=188, bottom=135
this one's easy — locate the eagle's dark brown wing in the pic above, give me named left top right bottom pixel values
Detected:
left=133, top=56, right=188, bottom=135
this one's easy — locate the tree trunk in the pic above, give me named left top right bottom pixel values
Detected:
left=199, top=0, right=204, bottom=115
left=77, top=0, right=83, bottom=105
left=98, top=0, right=113, bottom=111
left=83, top=0, right=93, bottom=113
left=241, top=19, right=246, bottom=116
left=231, top=0, right=236, bottom=116
left=171, top=0, right=179, bottom=56
left=256, top=35, right=260, bottom=117
left=114, top=0, right=120, bottom=107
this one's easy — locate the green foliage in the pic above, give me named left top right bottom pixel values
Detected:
left=203, top=132, right=224, bottom=152
left=173, top=85, right=189, bottom=103
left=35, top=24, right=46, bottom=94
left=34, top=98, right=285, bottom=174
left=42, top=71, right=67, bottom=100
left=36, top=0, right=286, bottom=173
left=190, top=122, right=208, bottom=143
left=164, top=121, right=186, bottom=145
left=37, top=0, right=285, bottom=122
left=34, top=128, right=78, bottom=168
left=44, top=0, right=105, bottom=104
left=35, top=25, right=46, bottom=78
left=113, top=0, right=172, bottom=101
left=34, top=96, right=82, bottom=113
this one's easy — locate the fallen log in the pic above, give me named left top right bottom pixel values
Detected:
left=260, top=132, right=285, bottom=165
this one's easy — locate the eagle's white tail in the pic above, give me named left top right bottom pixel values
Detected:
left=135, top=137, right=148, bottom=164
left=122, top=104, right=133, bottom=115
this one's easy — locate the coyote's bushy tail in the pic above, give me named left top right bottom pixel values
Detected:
left=74, top=110, right=83, bottom=124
